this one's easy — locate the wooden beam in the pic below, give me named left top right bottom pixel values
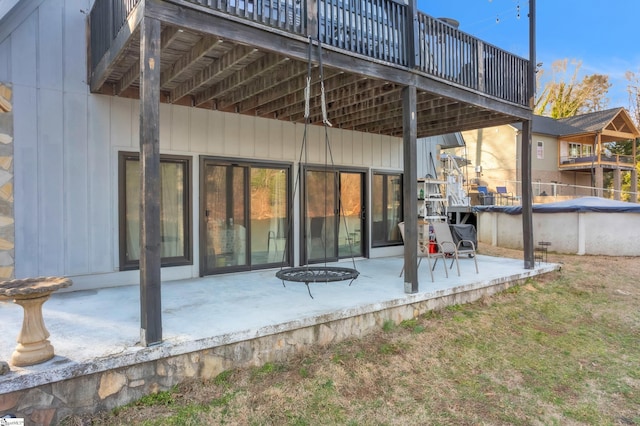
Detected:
left=206, top=55, right=299, bottom=110
left=144, top=0, right=531, bottom=120
left=139, top=15, right=162, bottom=346
left=172, top=45, right=262, bottom=104
left=402, top=85, right=418, bottom=294
left=90, top=4, right=144, bottom=92
left=600, top=129, right=638, bottom=140
left=272, top=73, right=371, bottom=121
left=116, top=27, right=181, bottom=95
left=161, top=35, right=222, bottom=88
left=196, top=47, right=266, bottom=105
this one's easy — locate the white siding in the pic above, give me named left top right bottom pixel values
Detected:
left=5, top=0, right=404, bottom=289
left=38, top=0, right=63, bottom=91
left=87, top=95, right=113, bottom=273
left=13, top=84, right=38, bottom=278
left=0, top=38, right=10, bottom=81
left=63, top=0, right=89, bottom=94
left=12, top=11, right=38, bottom=278
left=37, top=88, right=65, bottom=275
left=64, top=92, right=90, bottom=274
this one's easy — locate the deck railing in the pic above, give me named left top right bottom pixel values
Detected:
left=89, top=0, right=529, bottom=106
left=560, top=154, right=636, bottom=168
left=89, top=0, right=139, bottom=70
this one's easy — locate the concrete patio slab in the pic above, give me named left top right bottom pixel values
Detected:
left=0, top=254, right=558, bottom=424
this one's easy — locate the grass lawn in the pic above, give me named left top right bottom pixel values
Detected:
left=75, top=245, right=640, bottom=425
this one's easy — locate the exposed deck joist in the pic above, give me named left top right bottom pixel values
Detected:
left=89, top=0, right=532, bottom=139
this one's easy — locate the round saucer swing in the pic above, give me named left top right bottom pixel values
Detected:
left=276, top=38, right=359, bottom=298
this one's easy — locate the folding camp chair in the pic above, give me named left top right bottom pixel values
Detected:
left=397, top=222, right=448, bottom=282
left=430, top=221, right=479, bottom=275
left=495, top=186, right=514, bottom=205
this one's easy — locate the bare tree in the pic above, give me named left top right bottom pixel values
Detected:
left=535, top=59, right=611, bottom=118
left=625, top=70, right=640, bottom=127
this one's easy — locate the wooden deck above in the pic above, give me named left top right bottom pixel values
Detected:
left=89, top=0, right=532, bottom=138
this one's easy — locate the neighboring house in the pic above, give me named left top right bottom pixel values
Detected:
left=0, top=0, right=532, bottom=303
left=458, top=108, right=640, bottom=201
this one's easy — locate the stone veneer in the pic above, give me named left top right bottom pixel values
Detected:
left=0, top=83, right=14, bottom=280
left=0, top=275, right=536, bottom=425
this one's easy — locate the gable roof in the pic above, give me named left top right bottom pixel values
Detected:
left=533, top=115, right=584, bottom=136
left=558, top=108, right=624, bottom=132
left=511, top=115, right=583, bottom=137
left=512, top=107, right=640, bottom=140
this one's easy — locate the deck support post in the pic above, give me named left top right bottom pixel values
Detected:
left=613, top=169, right=622, bottom=200
left=521, top=121, right=534, bottom=269
left=594, top=167, right=604, bottom=197
left=305, top=0, right=318, bottom=38
left=632, top=138, right=638, bottom=203
left=402, top=85, right=418, bottom=293
left=139, top=15, right=163, bottom=346
left=406, top=0, right=420, bottom=68
left=522, top=0, right=536, bottom=269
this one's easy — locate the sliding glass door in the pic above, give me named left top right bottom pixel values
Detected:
left=201, top=158, right=290, bottom=275
left=304, top=168, right=365, bottom=264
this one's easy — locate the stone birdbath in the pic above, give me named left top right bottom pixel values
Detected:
left=0, top=276, right=72, bottom=367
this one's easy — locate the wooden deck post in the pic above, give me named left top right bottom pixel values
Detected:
left=521, top=0, right=536, bottom=269
left=594, top=167, right=604, bottom=197
left=402, top=85, right=418, bottom=292
left=139, top=15, right=162, bottom=346
left=306, top=0, right=318, bottom=39
left=632, top=138, right=639, bottom=203
left=521, top=121, right=534, bottom=269
left=613, top=168, right=622, bottom=200
left=406, top=0, right=420, bottom=68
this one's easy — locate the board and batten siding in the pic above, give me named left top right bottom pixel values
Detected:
left=0, top=0, right=403, bottom=290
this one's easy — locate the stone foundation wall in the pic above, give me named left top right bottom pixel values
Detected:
left=0, top=278, right=525, bottom=425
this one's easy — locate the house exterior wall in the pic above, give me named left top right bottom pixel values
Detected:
left=460, top=125, right=518, bottom=194
left=0, top=0, right=403, bottom=291
left=460, top=124, right=602, bottom=198
left=0, top=82, right=13, bottom=280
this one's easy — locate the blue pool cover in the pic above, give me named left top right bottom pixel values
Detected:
left=474, top=196, right=640, bottom=215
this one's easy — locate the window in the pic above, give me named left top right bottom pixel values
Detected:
left=582, top=144, right=593, bottom=156
left=536, top=141, right=544, bottom=159
left=372, top=172, right=403, bottom=247
left=119, top=152, right=192, bottom=270
left=569, top=143, right=581, bottom=158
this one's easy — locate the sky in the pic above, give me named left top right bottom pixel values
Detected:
left=1, top=0, right=637, bottom=110
left=418, top=0, right=640, bottom=111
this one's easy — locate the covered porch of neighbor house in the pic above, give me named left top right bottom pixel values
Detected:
left=557, top=108, right=639, bottom=201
